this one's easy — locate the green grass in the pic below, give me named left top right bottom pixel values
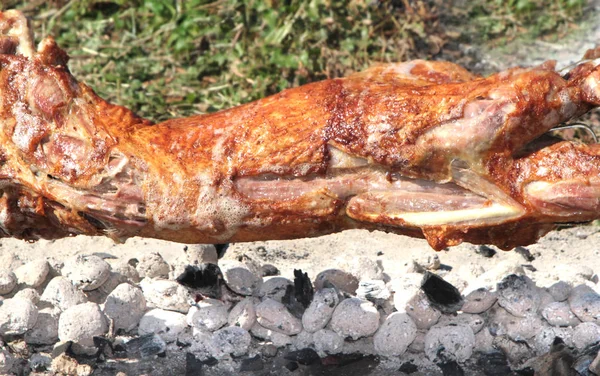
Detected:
left=1, top=0, right=588, bottom=122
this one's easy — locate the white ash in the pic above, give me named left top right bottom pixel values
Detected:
left=136, top=252, right=170, bottom=279
left=138, top=308, right=187, bottom=342
left=13, top=259, right=49, bottom=288
left=62, top=255, right=111, bottom=291
left=57, top=302, right=108, bottom=347
left=103, top=283, right=147, bottom=332
left=0, top=270, right=17, bottom=295
left=13, top=288, right=40, bottom=304
left=0, top=297, right=38, bottom=335
left=23, top=306, right=60, bottom=345
left=139, top=278, right=191, bottom=313
left=210, top=326, right=251, bottom=358
left=40, top=276, right=87, bottom=311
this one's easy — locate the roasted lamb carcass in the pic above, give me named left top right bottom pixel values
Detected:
left=1, top=10, right=600, bottom=251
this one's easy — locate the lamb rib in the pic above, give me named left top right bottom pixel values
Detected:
left=2, top=10, right=600, bottom=250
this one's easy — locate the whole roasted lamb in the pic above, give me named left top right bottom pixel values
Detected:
left=1, top=10, right=600, bottom=250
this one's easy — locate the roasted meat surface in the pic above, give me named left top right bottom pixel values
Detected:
left=2, top=10, right=600, bottom=250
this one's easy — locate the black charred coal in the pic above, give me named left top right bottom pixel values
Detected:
left=185, top=352, right=204, bottom=376
left=476, top=351, right=513, bottom=376
left=294, top=269, right=314, bottom=308
left=285, top=361, right=299, bottom=371
left=176, top=263, right=222, bottom=299
left=399, top=361, right=419, bottom=374
left=477, top=245, right=497, bottom=258
left=123, top=333, right=166, bottom=358
left=421, top=272, right=464, bottom=313
left=438, top=360, right=465, bottom=376
left=261, top=263, right=280, bottom=277
left=240, top=355, right=264, bottom=372
left=514, top=246, right=535, bottom=262
left=284, top=348, right=320, bottom=365
left=214, top=243, right=229, bottom=258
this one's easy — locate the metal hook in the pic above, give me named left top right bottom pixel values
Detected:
left=550, top=122, right=598, bottom=143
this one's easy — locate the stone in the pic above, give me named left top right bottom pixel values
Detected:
left=496, top=274, right=540, bottom=317
left=219, top=259, right=262, bottom=296
left=14, top=288, right=40, bottom=304
left=541, top=301, right=581, bottom=327
left=474, top=327, right=495, bottom=354
left=424, top=324, right=475, bottom=363
left=138, top=308, right=188, bottom=342
left=250, top=322, right=293, bottom=347
left=547, top=281, right=571, bottom=302
left=572, top=322, right=600, bottom=350
left=313, top=329, right=344, bottom=355
left=140, top=278, right=191, bottom=313
left=186, top=298, right=228, bottom=332
left=488, top=306, right=543, bottom=341
left=258, top=276, right=293, bottom=302
left=568, top=284, right=600, bottom=324
left=62, top=255, right=111, bottom=291
left=314, top=269, right=359, bottom=295
left=136, top=252, right=170, bottom=279
left=103, top=283, right=147, bottom=332
left=13, top=259, right=50, bottom=288
left=256, top=298, right=302, bottom=335
left=0, top=297, right=38, bottom=335
left=0, top=348, right=15, bottom=374
left=51, top=353, right=93, bottom=376
left=534, top=326, right=574, bottom=355
left=58, top=302, right=108, bottom=347
left=461, top=288, right=497, bottom=314
left=0, top=270, right=16, bottom=295
left=437, top=313, right=485, bottom=334
left=107, top=259, right=141, bottom=283
left=373, top=312, right=417, bottom=357
left=210, top=326, right=251, bottom=358
left=29, top=352, right=51, bottom=373
left=171, top=244, right=219, bottom=279
left=228, top=297, right=256, bottom=330
left=40, top=276, right=87, bottom=311
left=24, top=306, right=60, bottom=345
left=302, top=287, right=339, bottom=333
left=406, top=291, right=442, bottom=330
left=290, top=330, right=313, bottom=350
left=330, top=298, right=380, bottom=340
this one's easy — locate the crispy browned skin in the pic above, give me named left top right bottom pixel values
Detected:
left=2, top=10, right=600, bottom=250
